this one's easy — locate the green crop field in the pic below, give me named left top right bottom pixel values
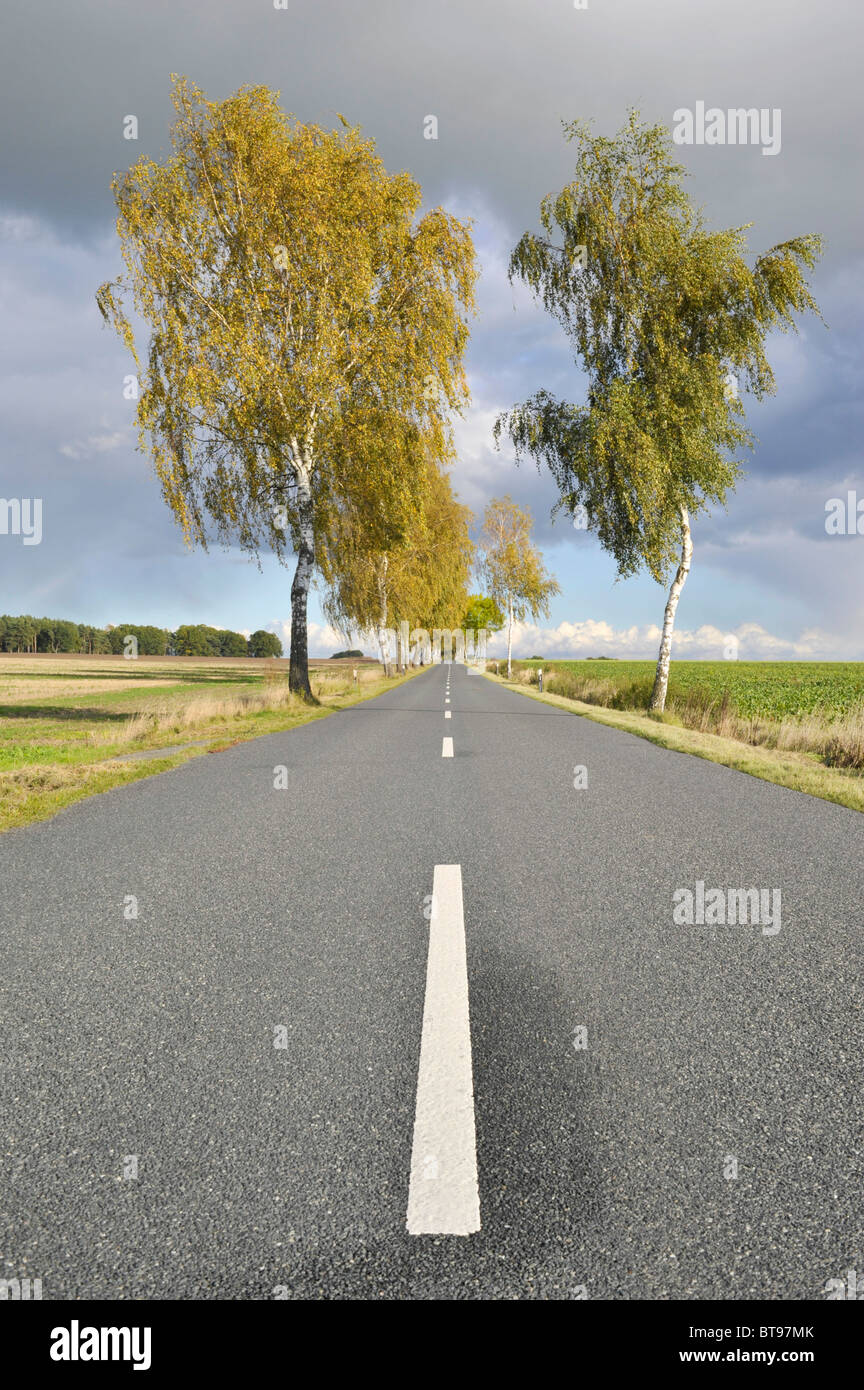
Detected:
left=516, top=660, right=864, bottom=722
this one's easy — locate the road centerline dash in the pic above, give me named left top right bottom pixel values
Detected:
left=406, top=864, right=480, bottom=1236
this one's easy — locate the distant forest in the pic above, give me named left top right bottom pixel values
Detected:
left=0, top=615, right=283, bottom=658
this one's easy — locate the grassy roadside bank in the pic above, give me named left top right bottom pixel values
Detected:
left=0, top=657, right=409, bottom=834
left=484, top=670, right=864, bottom=814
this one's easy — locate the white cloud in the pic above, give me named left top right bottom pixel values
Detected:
left=264, top=615, right=856, bottom=662
left=0, top=213, right=51, bottom=244
left=484, top=618, right=857, bottom=661
left=59, top=431, right=128, bottom=460
left=270, top=619, right=365, bottom=657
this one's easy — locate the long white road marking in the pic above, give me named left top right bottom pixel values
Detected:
left=442, top=737, right=454, bottom=757
left=407, top=864, right=480, bottom=1235
left=444, top=710, right=451, bottom=719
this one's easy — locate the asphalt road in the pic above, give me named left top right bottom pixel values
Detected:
left=1, top=664, right=862, bottom=1300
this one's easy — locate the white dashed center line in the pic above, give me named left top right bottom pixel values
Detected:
left=407, top=864, right=480, bottom=1235
left=442, top=737, right=454, bottom=757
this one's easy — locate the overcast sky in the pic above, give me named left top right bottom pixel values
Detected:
left=1, top=0, right=862, bottom=657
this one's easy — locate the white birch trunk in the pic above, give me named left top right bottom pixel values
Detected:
left=648, top=504, right=693, bottom=714
left=506, top=596, right=514, bottom=678
left=376, top=554, right=391, bottom=677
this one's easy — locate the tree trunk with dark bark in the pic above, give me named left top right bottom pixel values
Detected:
left=288, top=469, right=317, bottom=702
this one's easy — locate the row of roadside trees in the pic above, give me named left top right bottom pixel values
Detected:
left=96, top=84, right=822, bottom=710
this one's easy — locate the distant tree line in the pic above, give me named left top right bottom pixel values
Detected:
left=0, top=615, right=283, bottom=658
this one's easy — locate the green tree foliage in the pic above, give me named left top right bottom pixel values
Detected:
left=0, top=614, right=272, bottom=658
left=248, top=629, right=283, bottom=658
left=97, top=77, right=476, bottom=700
left=218, top=629, right=249, bottom=657
left=35, top=619, right=81, bottom=653
left=0, top=615, right=37, bottom=652
left=172, top=624, right=222, bottom=656
left=78, top=625, right=112, bottom=655
left=462, top=594, right=505, bottom=633
left=107, top=624, right=170, bottom=656
left=496, top=111, right=823, bottom=710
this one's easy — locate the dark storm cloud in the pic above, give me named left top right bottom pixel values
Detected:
left=2, top=0, right=860, bottom=253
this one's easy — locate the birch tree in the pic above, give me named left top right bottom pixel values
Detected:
left=480, top=497, right=559, bottom=677
left=97, top=77, right=476, bottom=699
left=495, top=111, right=823, bottom=711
